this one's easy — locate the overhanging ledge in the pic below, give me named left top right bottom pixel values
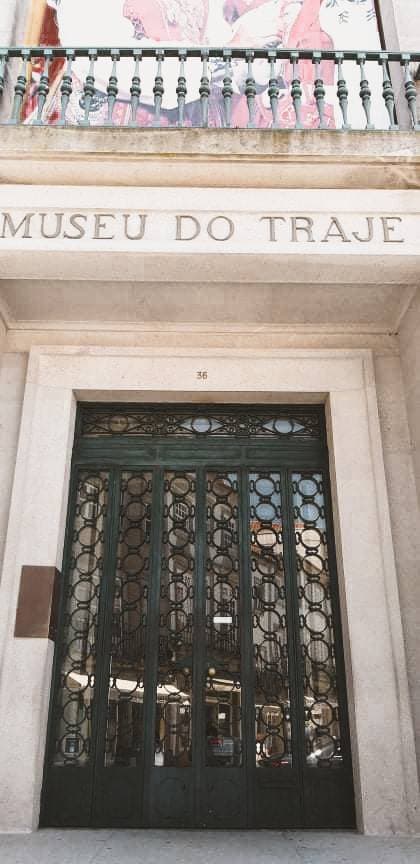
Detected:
left=0, top=127, right=420, bottom=190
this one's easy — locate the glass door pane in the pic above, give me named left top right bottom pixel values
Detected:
left=155, top=472, right=196, bottom=768
left=104, top=472, right=153, bottom=768
left=249, top=472, right=292, bottom=769
left=52, top=471, right=109, bottom=767
left=292, top=472, right=343, bottom=768
left=204, top=472, right=242, bottom=768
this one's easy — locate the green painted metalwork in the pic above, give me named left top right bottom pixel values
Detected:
left=41, top=404, right=355, bottom=829
left=0, top=46, right=418, bottom=130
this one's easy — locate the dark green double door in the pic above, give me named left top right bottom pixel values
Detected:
left=41, top=405, right=355, bottom=829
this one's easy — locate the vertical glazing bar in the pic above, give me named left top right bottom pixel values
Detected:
left=245, top=50, right=256, bottom=129
left=79, top=49, right=98, bottom=127
left=49, top=471, right=110, bottom=768
left=379, top=53, right=398, bottom=130
left=336, top=53, right=350, bottom=131
left=153, top=49, right=164, bottom=127
left=176, top=50, right=187, bottom=127
left=401, top=55, right=419, bottom=131
left=128, top=50, right=142, bottom=128
left=204, top=472, right=242, bottom=770
left=222, top=49, right=233, bottom=128
left=57, top=49, right=74, bottom=127
left=105, top=50, right=119, bottom=127
left=141, top=468, right=164, bottom=820
left=239, top=468, right=256, bottom=823
left=312, top=52, right=326, bottom=129
left=247, top=472, right=291, bottom=775
left=357, top=53, right=374, bottom=130
left=290, top=52, right=303, bottom=130
left=8, top=49, right=30, bottom=125
left=191, top=468, right=205, bottom=824
left=33, top=50, right=52, bottom=126
left=268, top=51, right=280, bottom=129
left=199, top=50, right=210, bottom=128
left=155, top=471, right=196, bottom=768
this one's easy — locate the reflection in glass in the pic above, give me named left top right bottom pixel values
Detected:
left=205, top=472, right=242, bottom=767
left=292, top=472, right=342, bottom=768
left=155, top=472, right=195, bottom=767
left=53, top=471, right=108, bottom=766
left=250, top=473, right=291, bottom=769
left=105, top=472, right=153, bottom=767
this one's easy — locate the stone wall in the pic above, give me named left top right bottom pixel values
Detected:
left=0, top=352, right=27, bottom=580
left=374, top=348, right=420, bottom=780
left=400, top=288, right=420, bottom=508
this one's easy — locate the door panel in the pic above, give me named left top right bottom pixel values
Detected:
left=147, top=471, right=196, bottom=828
left=43, top=471, right=109, bottom=826
left=42, top=405, right=355, bottom=830
left=93, top=471, right=153, bottom=826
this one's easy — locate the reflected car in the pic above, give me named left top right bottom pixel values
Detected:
left=206, top=735, right=241, bottom=765
left=257, top=751, right=291, bottom=768
left=307, top=738, right=342, bottom=766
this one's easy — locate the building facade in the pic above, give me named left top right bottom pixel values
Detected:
left=0, top=0, right=419, bottom=836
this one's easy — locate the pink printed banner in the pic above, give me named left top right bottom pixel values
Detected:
left=24, top=1, right=385, bottom=128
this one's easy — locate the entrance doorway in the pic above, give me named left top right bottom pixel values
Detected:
left=41, top=404, right=355, bottom=829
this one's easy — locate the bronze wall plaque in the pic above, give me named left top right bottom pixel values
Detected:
left=14, top=566, right=61, bottom=640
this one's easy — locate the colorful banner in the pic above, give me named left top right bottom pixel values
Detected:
left=24, top=1, right=386, bottom=128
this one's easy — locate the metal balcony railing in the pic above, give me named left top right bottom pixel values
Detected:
left=0, top=46, right=419, bottom=130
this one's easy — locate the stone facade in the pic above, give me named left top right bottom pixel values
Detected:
left=0, top=0, right=419, bottom=837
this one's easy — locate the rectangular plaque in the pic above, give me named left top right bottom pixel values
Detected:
left=14, top=566, right=61, bottom=640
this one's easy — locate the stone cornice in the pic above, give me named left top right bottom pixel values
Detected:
left=0, top=127, right=419, bottom=190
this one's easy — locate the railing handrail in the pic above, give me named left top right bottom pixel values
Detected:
left=1, top=45, right=420, bottom=62
left=1, top=45, right=418, bottom=132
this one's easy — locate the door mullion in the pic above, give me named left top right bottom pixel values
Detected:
left=142, top=466, right=164, bottom=820
left=322, top=473, right=354, bottom=781
left=281, top=468, right=306, bottom=820
left=90, top=467, right=123, bottom=820
left=191, top=467, right=206, bottom=825
left=238, top=467, right=255, bottom=827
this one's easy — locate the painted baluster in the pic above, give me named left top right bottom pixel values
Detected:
left=245, top=51, right=256, bottom=129
left=313, top=52, right=326, bottom=129
left=129, top=50, right=142, bottom=128
left=357, top=53, right=374, bottom=130
left=268, top=51, right=280, bottom=129
left=290, top=52, right=302, bottom=129
left=0, top=50, right=8, bottom=103
left=33, top=50, right=52, bottom=126
left=176, top=50, right=187, bottom=127
left=401, top=55, right=419, bottom=131
left=379, top=53, right=398, bottom=131
left=105, top=50, right=119, bottom=127
left=153, top=50, right=164, bottom=127
left=9, top=50, right=30, bottom=125
left=57, top=50, right=74, bottom=126
left=222, top=50, right=233, bottom=128
left=199, top=50, right=210, bottom=128
left=336, top=53, right=350, bottom=130
left=79, top=50, right=97, bottom=127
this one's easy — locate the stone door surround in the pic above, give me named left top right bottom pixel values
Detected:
left=0, top=345, right=418, bottom=834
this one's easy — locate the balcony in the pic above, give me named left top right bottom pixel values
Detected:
left=0, top=46, right=419, bottom=131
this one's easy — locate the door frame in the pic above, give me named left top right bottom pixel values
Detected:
left=40, top=407, right=355, bottom=828
left=0, top=346, right=418, bottom=833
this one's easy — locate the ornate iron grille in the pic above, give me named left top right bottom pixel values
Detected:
left=104, top=472, right=153, bottom=768
left=78, top=405, right=323, bottom=440
left=43, top=403, right=353, bottom=830
left=52, top=471, right=108, bottom=767
left=250, top=472, right=291, bottom=768
left=292, top=472, right=342, bottom=768
left=155, top=472, right=196, bottom=768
